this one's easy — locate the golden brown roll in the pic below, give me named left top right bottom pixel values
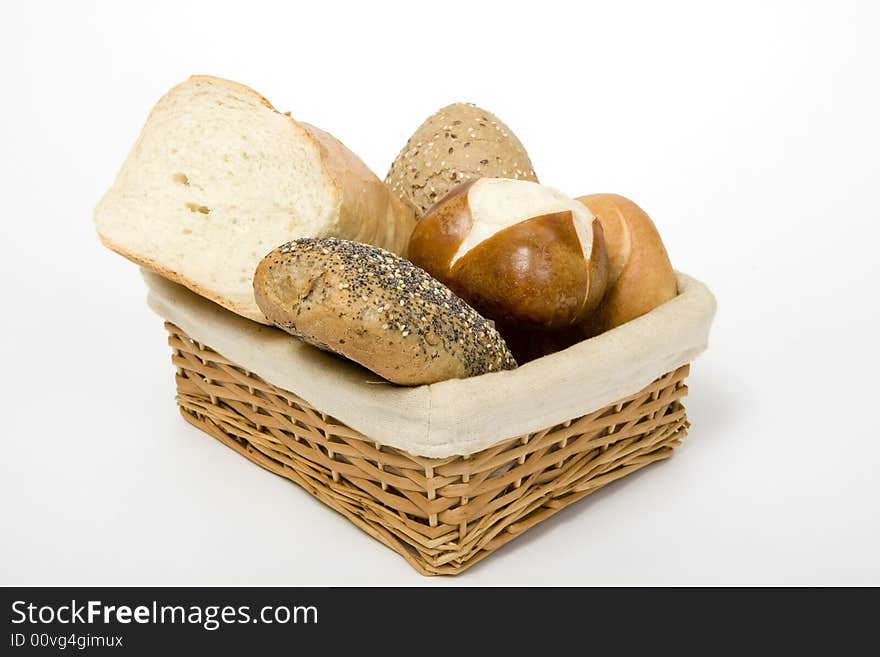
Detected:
left=576, top=193, right=677, bottom=334
left=407, top=178, right=608, bottom=331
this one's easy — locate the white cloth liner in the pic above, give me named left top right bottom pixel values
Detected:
left=144, top=270, right=716, bottom=458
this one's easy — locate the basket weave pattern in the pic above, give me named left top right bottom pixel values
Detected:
left=166, top=322, right=691, bottom=575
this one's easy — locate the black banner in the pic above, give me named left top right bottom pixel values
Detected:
left=0, top=586, right=872, bottom=653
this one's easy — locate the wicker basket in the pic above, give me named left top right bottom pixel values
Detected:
left=166, top=321, right=692, bottom=576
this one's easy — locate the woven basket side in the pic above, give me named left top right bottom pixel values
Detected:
left=166, top=322, right=690, bottom=575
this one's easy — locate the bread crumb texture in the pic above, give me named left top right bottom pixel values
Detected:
left=385, top=103, right=538, bottom=216
left=262, top=238, right=517, bottom=380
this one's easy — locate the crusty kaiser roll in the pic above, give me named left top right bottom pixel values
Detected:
left=576, top=194, right=677, bottom=334
left=386, top=103, right=538, bottom=217
left=407, top=178, right=608, bottom=330
left=253, top=238, right=517, bottom=386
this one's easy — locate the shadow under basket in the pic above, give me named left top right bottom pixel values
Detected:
left=166, top=321, right=691, bottom=576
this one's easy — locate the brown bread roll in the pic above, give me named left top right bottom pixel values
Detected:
left=576, top=194, right=677, bottom=335
left=407, top=178, right=608, bottom=331
left=385, top=103, right=538, bottom=217
left=253, top=238, right=517, bottom=386
left=479, top=194, right=679, bottom=362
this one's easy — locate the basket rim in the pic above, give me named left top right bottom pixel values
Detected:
left=145, top=269, right=714, bottom=458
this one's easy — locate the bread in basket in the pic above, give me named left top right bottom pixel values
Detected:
left=95, top=74, right=716, bottom=575
left=145, top=269, right=714, bottom=575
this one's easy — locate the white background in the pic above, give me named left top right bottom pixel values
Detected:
left=1, top=0, right=878, bottom=585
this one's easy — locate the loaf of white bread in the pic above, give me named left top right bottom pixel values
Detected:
left=94, top=75, right=415, bottom=323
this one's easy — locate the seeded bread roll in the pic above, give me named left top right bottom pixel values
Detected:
left=253, top=238, right=517, bottom=386
left=386, top=103, right=538, bottom=216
